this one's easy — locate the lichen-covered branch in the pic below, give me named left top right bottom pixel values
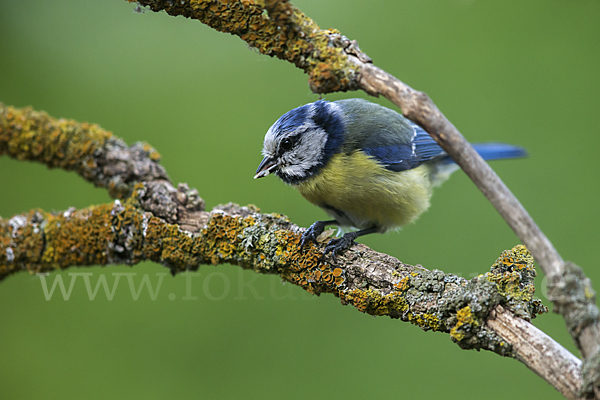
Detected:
left=0, top=103, right=168, bottom=199
left=0, top=189, right=546, bottom=351
left=547, top=263, right=600, bottom=397
left=131, top=0, right=363, bottom=93
left=0, top=189, right=575, bottom=393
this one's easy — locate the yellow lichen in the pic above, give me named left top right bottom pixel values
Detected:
left=0, top=210, right=46, bottom=277
left=338, top=288, right=440, bottom=330
left=406, top=312, right=441, bottom=332
left=486, top=245, right=536, bottom=302
left=394, top=276, right=410, bottom=291
left=41, top=205, right=115, bottom=268
left=0, top=104, right=112, bottom=171
left=450, top=305, right=478, bottom=342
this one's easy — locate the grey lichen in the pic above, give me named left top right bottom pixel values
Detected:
left=547, top=261, right=599, bottom=337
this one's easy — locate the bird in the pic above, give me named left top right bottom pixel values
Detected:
left=254, top=98, right=526, bottom=257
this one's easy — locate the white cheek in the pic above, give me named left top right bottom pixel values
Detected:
left=280, top=164, right=304, bottom=177
left=279, top=129, right=328, bottom=177
left=280, top=153, right=302, bottom=175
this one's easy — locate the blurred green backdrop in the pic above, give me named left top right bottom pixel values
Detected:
left=1, top=1, right=599, bottom=399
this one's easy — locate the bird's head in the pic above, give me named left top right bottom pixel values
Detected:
left=254, top=100, right=345, bottom=185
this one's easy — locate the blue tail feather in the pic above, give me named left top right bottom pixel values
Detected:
left=472, top=143, right=528, bottom=161
left=440, top=143, right=527, bottom=164
left=431, top=142, right=526, bottom=187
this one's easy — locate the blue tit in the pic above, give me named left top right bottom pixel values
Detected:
left=254, top=98, right=526, bottom=256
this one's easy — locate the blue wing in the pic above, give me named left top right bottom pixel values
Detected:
left=361, top=122, right=527, bottom=172
left=362, top=122, right=446, bottom=172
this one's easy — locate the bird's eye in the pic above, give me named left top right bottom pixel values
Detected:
left=281, top=138, right=293, bottom=151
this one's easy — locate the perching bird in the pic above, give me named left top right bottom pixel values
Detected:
left=254, top=99, right=526, bottom=256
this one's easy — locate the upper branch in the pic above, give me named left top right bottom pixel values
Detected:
left=132, top=0, right=367, bottom=93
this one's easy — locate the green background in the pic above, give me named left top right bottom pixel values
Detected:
left=1, top=1, right=599, bottom=399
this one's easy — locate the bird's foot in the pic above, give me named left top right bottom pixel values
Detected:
left=323, top=232, right=359, bottom=260
left=300, top=221, right=329, bottom=248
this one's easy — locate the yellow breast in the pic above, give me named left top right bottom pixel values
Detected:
left=294, top=151, right=433, bottom=232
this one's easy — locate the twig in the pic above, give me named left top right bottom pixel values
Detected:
left=487, top=305, right=582, bottom=400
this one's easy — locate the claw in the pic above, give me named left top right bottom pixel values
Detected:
left=323, top=232, right=358, bottom=260
left=300, top=221, right=330, bottom=248
left=302, top=224, right=378, bottom=261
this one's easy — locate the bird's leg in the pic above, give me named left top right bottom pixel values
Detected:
left=300, top=220, right=338, bottom=248
left=324, top=226, right=379, bottom=259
